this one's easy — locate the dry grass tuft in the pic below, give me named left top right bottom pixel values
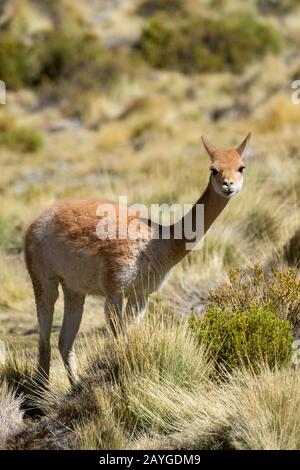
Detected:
left=0, top=382, right=24, bottom=449
left=141, top=366, right=300, bottom=450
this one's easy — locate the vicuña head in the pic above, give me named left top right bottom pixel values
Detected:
left=202, top=133, right=250, bottom=199
left=25, top=132, right=251, bottom=386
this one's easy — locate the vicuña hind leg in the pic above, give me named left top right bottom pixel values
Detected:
left=59, top=285, right=85, bottom=386
left=33, top=277, right=59, bottom=382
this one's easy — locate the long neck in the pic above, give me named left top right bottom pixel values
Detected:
left=160, top=180, right=229, bottom=266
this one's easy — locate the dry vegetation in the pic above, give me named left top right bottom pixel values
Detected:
left=0, top=0, right=299, bottom=450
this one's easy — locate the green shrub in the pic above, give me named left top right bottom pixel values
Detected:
left=28, top=31, right=118, bottom=89
left=138, top=13, right=281, bottom=74
left=0, top=30, right=128, bottom=92
left=0, top=33, right=29, bottom=90
left=0, top=127, right=43, bottom=153
left=189, top=303, right=293, bottom=374
left=209, top=266, right=300, bottom=332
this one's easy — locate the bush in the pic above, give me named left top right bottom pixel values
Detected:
left=0, top=126, right=43, bottom=153
left=138, top=13, right=281, bottom=74
left=0, top=33, right=29, bottom=90
left=0, top=30, right=128, bottom=93
left=28, top=31, right=119, bottom=90
left=189, top=303, right=293, bottom=374
left=209, top=266, right=300, bottom=332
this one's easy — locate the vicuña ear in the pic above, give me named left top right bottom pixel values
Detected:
left=201, top=135, right=217, bottom=161
left=236, top=132, right=251, bottom=156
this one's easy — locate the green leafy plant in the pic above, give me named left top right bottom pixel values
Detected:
left=190, top=303, right=293, bottom=374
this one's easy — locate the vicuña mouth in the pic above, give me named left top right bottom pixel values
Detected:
left=223, top=188, right=235, bottom=196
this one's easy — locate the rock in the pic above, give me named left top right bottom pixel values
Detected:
left=47, top=118, right=81, bottom=133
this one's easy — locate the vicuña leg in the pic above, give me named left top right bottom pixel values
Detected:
left=104, top=293, right=123, bottom=336
left=59, top=286, right=85, bottom=386
left=34, top=278, right=59, bottom=381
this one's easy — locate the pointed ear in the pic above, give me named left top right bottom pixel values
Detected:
left=236, top=132, right=251, bottom=156
left=201, top=135, right=217, bottom=161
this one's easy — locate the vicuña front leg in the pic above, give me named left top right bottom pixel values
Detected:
left=59, top=286, right=85, bottom=386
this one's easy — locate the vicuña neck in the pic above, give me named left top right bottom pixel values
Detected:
left=159, top=180, right=229, bottom=267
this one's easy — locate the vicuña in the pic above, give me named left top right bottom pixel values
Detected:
left=25, top=133, right=251, bottom=385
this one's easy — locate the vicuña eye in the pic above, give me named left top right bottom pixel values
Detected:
left=238, top=166, right=245, bottom=173
left=211, top=168, right=218, bottom=176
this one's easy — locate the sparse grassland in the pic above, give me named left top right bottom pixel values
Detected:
left=0, top=0, right=299, bottom=450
